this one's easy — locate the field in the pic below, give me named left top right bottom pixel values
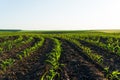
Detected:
left=0, top=30, right=120, bottom=80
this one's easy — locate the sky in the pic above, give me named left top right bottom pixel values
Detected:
left=0, top=0, right=120, bottom=30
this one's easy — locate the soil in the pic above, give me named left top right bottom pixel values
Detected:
left=0, top=38, right=5, bottom=43
left=0, top=38, right=54, bottom=80
left=0, top=37, right=38, bottom=62
left=59, top=39, right=107, bottom=80
left=0, top=36, right=18, bottom=43
left=79, top=39, right=120, bottom=72
left=0, top=36, right=115, bottom=80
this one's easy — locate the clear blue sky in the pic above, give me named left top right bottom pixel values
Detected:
left=0, top=0, right=120, bottom=30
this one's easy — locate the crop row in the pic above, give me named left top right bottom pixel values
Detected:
left=60, top=34, right=120, bottom=56
left=1, top=34, right=120, bottom=80
left=41, top=38, right=62, bottom=80
left=0, top=36, right=44, bottom=72
left=17, top=37, right=44, bottom=60
left=0, top=36, right=23, bottom=54
left=80, top=37, right=120, bottom=55
left=59, top=36, right=120, bottom=80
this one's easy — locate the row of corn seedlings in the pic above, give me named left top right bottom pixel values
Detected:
left=41, top=38, right=63, bottom=80
left=0, top=37, right=44, bottom=71
left=57, top=33, right=120, bottom=55
left=61, top=37, right=103, bottom=64
left=14, top=36, right=34, bottom=48
left=0, top=35, right=19, bottom=43
left=17, top=37, right=44, bottom=60
left=81, top=37, right=120, bottom=56
left=0, top=36, right=34, bottom=61
left=0, top=36, right=23, bottom=54
left=61, top=37, right=120, bottom=80
left=78, top=38, right=120, bottom=79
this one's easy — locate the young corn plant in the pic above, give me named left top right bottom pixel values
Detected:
left=17, top=37, right=44, bottom=60
left=104, top=67, right=120, bottom=80
left=41, top=38, right=63, bottom=80
left=0, top=58, right=15, bottom=71
left=63, top=37, right=103, bottom=64
left=83, top=37, right=120, bottom=56
left=15, top=37, right=34, bottom=48
left=0, top=36, right=23, bottom=52
left=109, top=71, right=120, bottom=80
left=0, top=47, right=3, bottom=54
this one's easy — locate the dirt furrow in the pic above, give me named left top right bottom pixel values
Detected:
left=59, top=39, right=106, bottom=80
left=0, top=36, right=18, bottom=43
left=0, top=38, right=54, bottom=80
left=79, top=39, right=120, bottom=71
left=0, top=37, right=37, bottom=61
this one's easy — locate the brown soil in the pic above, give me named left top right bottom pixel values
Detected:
left=0, top=37, right=38, bottom=62
left=0, top=38, right=54, bottom=80
left=0, top=38, right=5, bottom=43
left=59, top=39, right=107, bottom=80
left=79, top=39, right=120, bottom=72
left=0, top=36, right=18, bottom=43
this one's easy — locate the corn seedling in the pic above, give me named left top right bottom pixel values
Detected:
left=104, top=67, right=120, bottom=80
left=0, top=58, right=15, bottom=71
left=41, top=38, right=62, bottom=80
